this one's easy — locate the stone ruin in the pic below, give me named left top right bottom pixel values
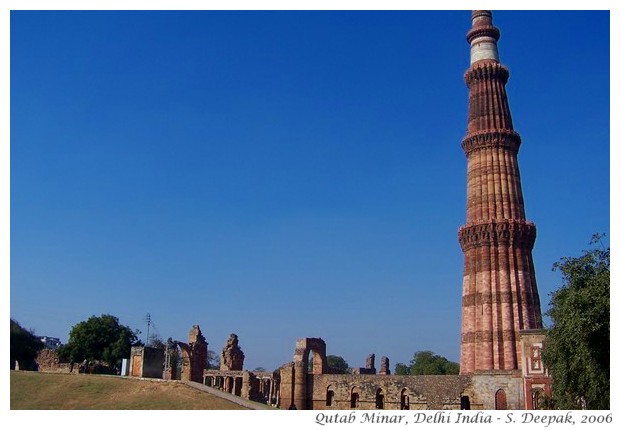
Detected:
left=162, top=325, right=208, bottom=383
left=366, top=354, right=376, bottom=372
left=32, top=323, right=548, bottom=410
left=379, top=356, right=391, bottom=375
left=351, top=353, right=376, bottom=375
left=220, top=333, right=245, bottom=371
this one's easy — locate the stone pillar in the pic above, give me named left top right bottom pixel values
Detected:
left=293, top=361, right=306, bottom=409
left=278, top=363, right=295, bottom=410
left=241, top=371, right=252, bottom=399
left=379, top=356, right=390, bottom=375
left=365, top=354, right=376, bottom=373
left=188, top=325, right=208, bottom=383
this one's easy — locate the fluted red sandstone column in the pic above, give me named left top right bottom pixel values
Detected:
left=459, top=11, right=543, bottom=374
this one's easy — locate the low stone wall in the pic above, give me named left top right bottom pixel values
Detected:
left=36, top=349, right=78, bottom=373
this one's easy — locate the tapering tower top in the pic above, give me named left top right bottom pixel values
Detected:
left=467, top=10, right=501, bottom=65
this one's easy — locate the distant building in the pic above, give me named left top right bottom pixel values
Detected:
left=39, top=336, right=62, bottom=349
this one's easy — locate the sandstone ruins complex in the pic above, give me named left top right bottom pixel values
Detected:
left=36, top=11, right=552, bottom=410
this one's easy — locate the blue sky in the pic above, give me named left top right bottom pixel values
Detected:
left=9, top=9, right=610, bottom=371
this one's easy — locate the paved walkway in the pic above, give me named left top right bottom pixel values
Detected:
left=183, top=381, right=274, bottom=410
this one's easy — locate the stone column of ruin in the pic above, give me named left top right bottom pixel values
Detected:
left=458, top=10, right=543, bottom=374
left=293, top=361, right=306, bottom=409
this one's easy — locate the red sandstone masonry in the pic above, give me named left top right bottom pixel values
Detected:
left=459, top=11, right=543, bottom=374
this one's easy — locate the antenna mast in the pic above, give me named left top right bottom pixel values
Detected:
left=145, top=313, right=151, bottom=346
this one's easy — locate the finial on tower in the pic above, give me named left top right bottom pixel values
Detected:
left=467, top=10, right=501, bottom=65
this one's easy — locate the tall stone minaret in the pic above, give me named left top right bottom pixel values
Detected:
left=458, top=11, right=543, bottom=374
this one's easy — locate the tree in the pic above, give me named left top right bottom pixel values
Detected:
left=326, top=355, right=350, bottom=374
left=394, top=362, right=410, bottom=375
left=308, top=354, right=350, bottom=374
left=10, top=319, right=44, bottom=370
left=206, top=350, right=220, bottom=370
left=149, top=334, right=166, bottom=350
left=58, top=314, right=140, bottom=367
left=409, top=350, right=459, bottom=375
left=542, top=234, right=610, bottom=409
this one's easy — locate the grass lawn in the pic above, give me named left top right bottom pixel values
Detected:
left=10, top=371, right=249, bottom=410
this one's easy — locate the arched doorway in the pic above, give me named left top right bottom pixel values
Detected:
left=495, top=389, right=507, bottom=410
left=532, top=389, right=544, bottom=410
left=350, top=387, right=360, bottom=409
left=375, top=388, right=385, bottom=409
left=326, top=385, right=335, bottom=407
left=400, top=388, right=410, bottom=410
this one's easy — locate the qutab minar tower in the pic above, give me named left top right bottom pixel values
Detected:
left=459, top=11, right=543, bottom=374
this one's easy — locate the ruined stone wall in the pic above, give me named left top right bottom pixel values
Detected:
left=36, top=349, right=78, bottom=373
left=177, top=325, right=208, bottom=383
left=279, top=362, right=295, bottom=409
left=308, top=374, right=474, bottom=410
left=220, top=333, right=244, bottom=371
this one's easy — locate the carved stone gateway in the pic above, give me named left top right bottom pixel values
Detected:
left=220, top=333, right=245, bottom=371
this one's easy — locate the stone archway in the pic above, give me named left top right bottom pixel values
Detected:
left=279, top=337, right=330, bottom=410
left=167, top=325, right=208, bottom=383
left=375, top=388, right=385, bottom=409
left=294, top=337, right=327, bottom=375
left=286, top=338, right=327, bottom=410
left=400, top=388, right=410, bottom=410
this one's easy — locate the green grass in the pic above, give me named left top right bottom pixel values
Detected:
left=10, top=371, right=249, bottom=410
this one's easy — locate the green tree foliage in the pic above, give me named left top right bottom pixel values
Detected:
left=206, top=350, right=220, bottom=370
left=394, top=362, right=410, bottom=375
left=58, top=314, right=140, bottom=366
left=542, top=234, right=610, bottom=410
left=308, top=354, right=350, bottom=373
left=326, top=355, right=350, bottom=374
left=409, top=350, right=459, bottom=375
left=10, top=319, right=44, bottom=369
left=149, top=334, right=166, bottom=350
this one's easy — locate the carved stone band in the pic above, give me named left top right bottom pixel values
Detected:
left=464, top=62, right=509, bottom=87
left=466, top=25, right=500, bottom=44
left=461, top=129, right=521, bottom=155
left=458, top=219, right=536, bottom=251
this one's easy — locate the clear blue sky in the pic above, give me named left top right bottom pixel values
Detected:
left=9, top=9, right=609, bottom=371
